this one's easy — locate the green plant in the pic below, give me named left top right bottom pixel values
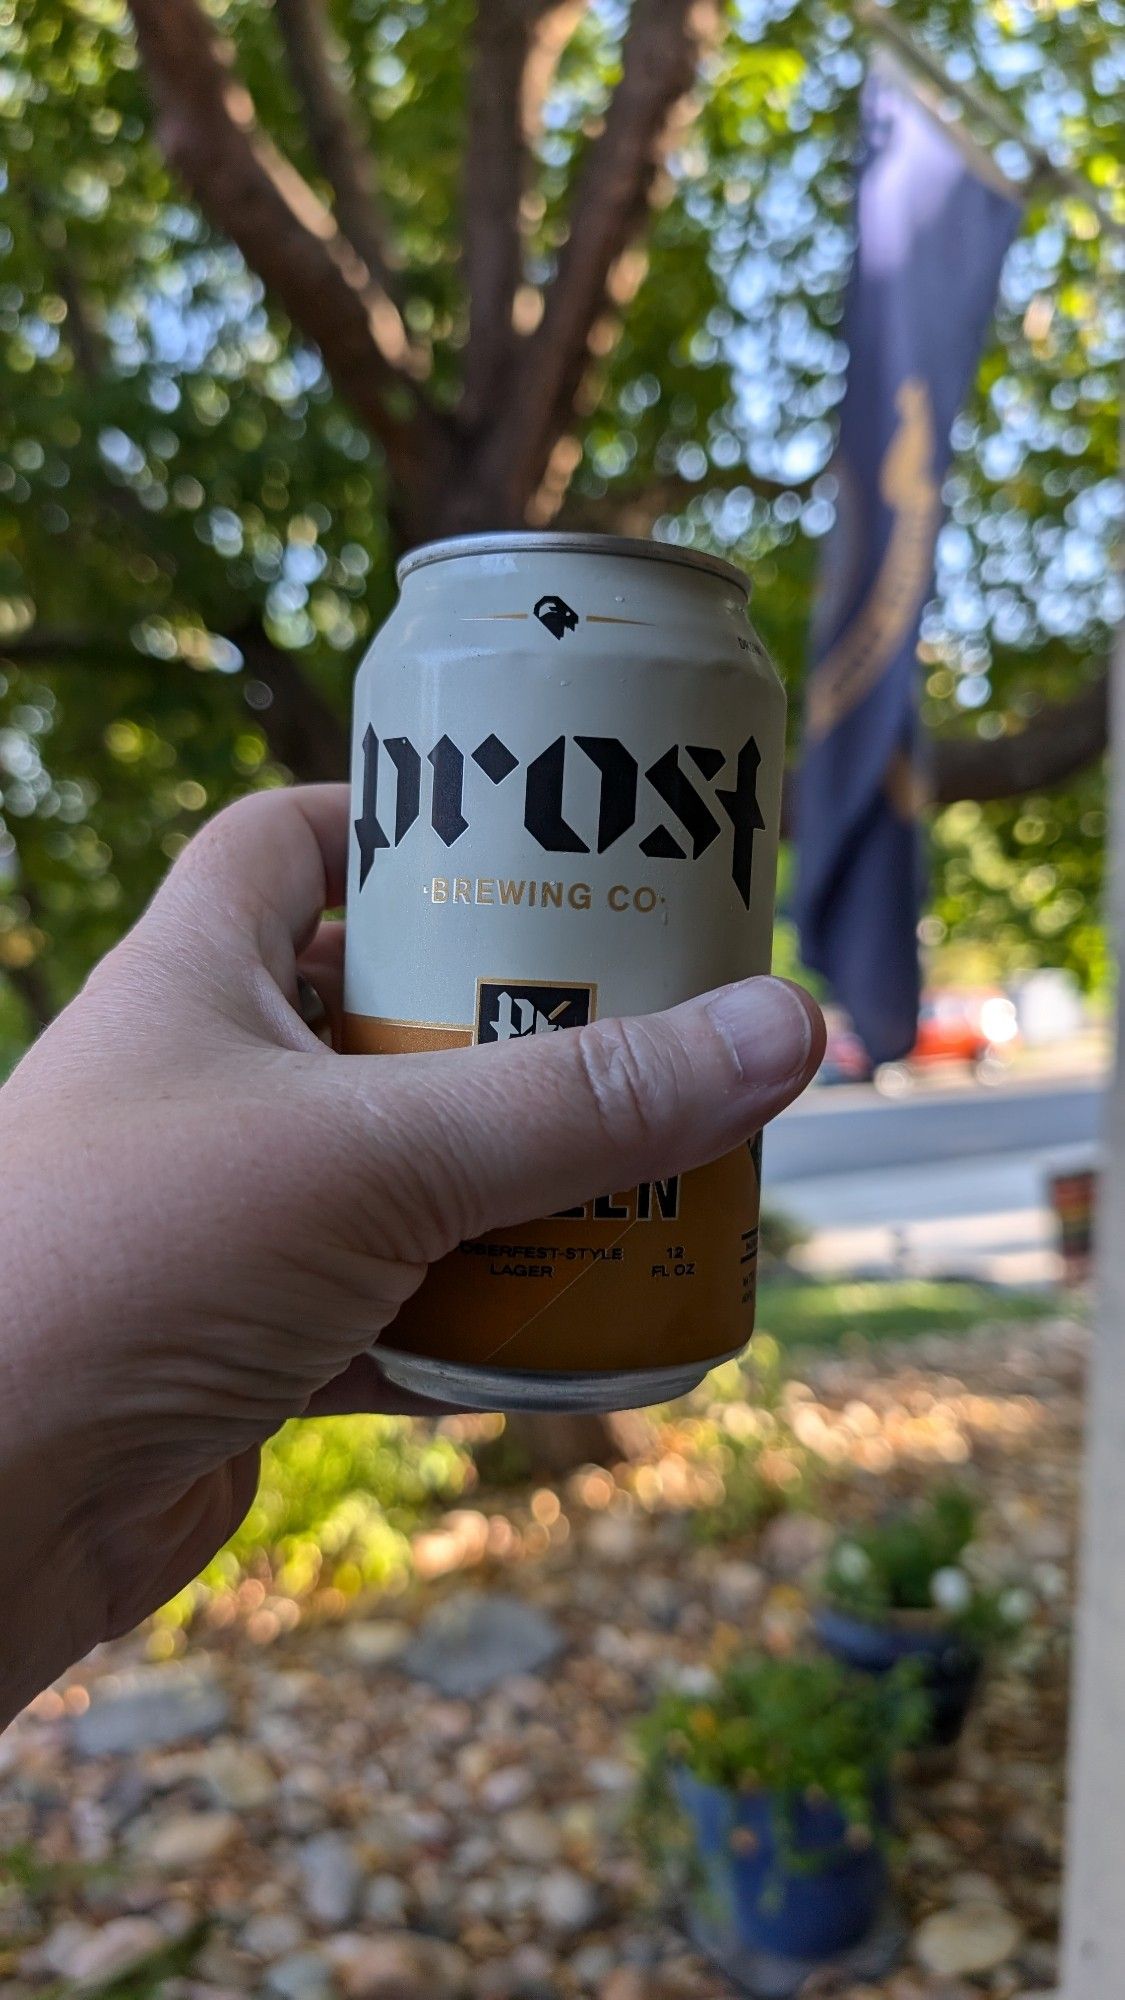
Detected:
left=823, top=1487, right=1035, bottom=1648
left=155, top=1414, right=476, bottom=1628
left=635, top=1654, right=927, bottom=1882
left=690, top=1335, right=819, bottom=1540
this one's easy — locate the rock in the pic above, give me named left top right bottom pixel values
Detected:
left=584, top=1514, right=641, bottom=1564
left=362, top=1875, right=409, bottom=1926
left=585, top=1757, right=633, bottom=1794
left=711, top=1559, right=768, bottom=1614
left=399, top=1593, right=563, bottom=1699
left=35, top=1921, right=97, bottom=1979
left=498, top=1809, right=562, bottom=1865
left=758, top=1512, right=833, bottom=1578
left=946, top=1870, right=1004, bottom=1904
left=534, top=1868, right=601, bottom=1933
left=65, top=1918, right=167, bottom=1992
left=71, top=1666, right=230, bottom=1757
left=341, top=1621, right=412, bottom=1669
left=495, top=1868, right=540, bottom=1920
left=914, top=1901, right=1023, bottom=1977
left=141, top=1810, right=241, bottom=1871
left=635, top=1576, right=682, bottom=1628
left=326, top=1931, right=471, bottom=1999
left=1018, top=1939, right=1060, bottom=1984
left=570, top=1943, right=616, bottom=1985
left=479, top=1765, right=534, bottom=1811
left=193, top=1937, right=251, bottom=1986
left=504, top=1945, right=555, bottom=1986
left=199, top=1741, right=275, bottom=1811
left=599, top=1975, right=650, bottom=2000
left=239, top=1912, right=307, bottom=1961
left=173, top=1987, right=249, bottom=2000
left=298, top=1832, right=363, bottom=1928
left=909, top=1829, right=957, bottom=1869
left=265, top=1948, right=335, bottom=2000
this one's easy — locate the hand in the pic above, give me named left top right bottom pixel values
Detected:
left=0, top=785, right=823, bottom=1722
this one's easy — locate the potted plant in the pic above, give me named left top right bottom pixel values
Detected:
left=636, top=1654, right=926, bottom=1963
left=815, top=1488, right=1034, bottom=1747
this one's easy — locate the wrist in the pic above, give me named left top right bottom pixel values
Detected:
left=0, top=1288, right=110, bottom=1726
left=0, top=1418, right=106, bottom=1727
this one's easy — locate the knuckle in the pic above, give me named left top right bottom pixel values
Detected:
left=178, top=794, right=260, bottom=873
left=573, top=1016, right=679, bottom=1150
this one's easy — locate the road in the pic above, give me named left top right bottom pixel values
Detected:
left=766, top=1072, right=1104, bottom=1286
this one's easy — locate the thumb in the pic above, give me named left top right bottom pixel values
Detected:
left=348, top=975, right=824, bottom=1256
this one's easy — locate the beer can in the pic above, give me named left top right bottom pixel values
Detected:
left=343, top=532, right=785, bottom=1412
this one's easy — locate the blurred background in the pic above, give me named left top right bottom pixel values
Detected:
left=0, top=2, right=1120, bottom=1997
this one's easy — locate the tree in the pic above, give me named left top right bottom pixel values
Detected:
left=0, top=1, right=1120, bottom=1458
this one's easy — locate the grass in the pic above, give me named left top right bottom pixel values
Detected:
left=754, top=1274, right=1059, bottom=1351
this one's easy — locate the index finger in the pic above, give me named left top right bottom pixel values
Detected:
left=148, top=784, right=350, bottom=981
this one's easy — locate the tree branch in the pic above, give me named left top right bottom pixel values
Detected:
left=0, top=627, right=349, bottom=788
left=8, top=867, right=54, bottom=1034
left=235, top=624, right=349, bottom=783
left=10, top=628, right=1103, bottom=807
left=560, top=464, right=815, bottom=534
left=469, top=0, right=714, bottom=523
left=273, top=0, right=401, bottom=304
left=0, top=630, right=114, bottom=665
left=4, top=954, right=54, bottom=1038
left=126, top=0, right=446, bottom=538
left=461, top=1, right=585, bottom=424
left=24, top=182, right=107, bottom=380
left=929, top=671, right=1109, bottom=806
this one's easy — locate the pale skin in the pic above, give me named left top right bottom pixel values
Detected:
left=0, top=785, right=824, bottom=1727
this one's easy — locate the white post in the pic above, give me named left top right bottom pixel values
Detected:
left=1058, top=583, right=1124, bottom=1992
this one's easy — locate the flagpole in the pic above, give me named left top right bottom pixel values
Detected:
left=854, top=0, right=1125, bottom=242
left=1056, top=375, right=1125, bottom=2000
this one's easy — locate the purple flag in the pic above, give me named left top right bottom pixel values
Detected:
left=795, top=70, right=1021, bottom=1063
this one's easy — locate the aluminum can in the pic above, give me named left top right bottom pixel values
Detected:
left=343, top=532, right=785, bottom=1411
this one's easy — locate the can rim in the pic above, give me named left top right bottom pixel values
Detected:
left=396, top=530, right=750, bottom=597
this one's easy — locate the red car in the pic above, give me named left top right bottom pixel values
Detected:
left=815, top=992, right=1020, bottom=1091
left=876, top=988, right=1019, bottom=1094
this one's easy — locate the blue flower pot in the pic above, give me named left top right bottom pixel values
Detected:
left=672, top=1767, right=889, bottom=1961
left=814, top=1605, right=982, bottom=1748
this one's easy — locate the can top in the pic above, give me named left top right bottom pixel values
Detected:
left=396, top=530, right=750, bottom=597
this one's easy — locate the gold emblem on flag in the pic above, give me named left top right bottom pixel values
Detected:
left=807, top=378, right=941, bottom=739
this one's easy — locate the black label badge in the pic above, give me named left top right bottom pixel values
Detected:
left=476, top=978, right=595, bottom=1044
left=534, top=594, right=579, bottom=640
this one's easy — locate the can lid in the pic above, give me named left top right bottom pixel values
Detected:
left=396, top=530, right=750, bottom=597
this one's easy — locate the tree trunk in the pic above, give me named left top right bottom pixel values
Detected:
left=503, top=1410, right=651, bottom=1478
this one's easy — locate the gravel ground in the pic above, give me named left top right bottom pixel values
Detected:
left=0, top=1315, right=1084, bottom=2000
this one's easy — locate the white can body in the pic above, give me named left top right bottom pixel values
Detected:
left=343, top=533, right=785, bottom=1411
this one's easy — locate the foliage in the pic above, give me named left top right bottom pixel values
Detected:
left=634, top=1654, right=928, bottom=1873
left=931, top=776, right=1111, bottom=992
left=823, top=1485, right=1034, bottom=1647
left=0, top=1, right=1120, bottom=1053
left=156, top=1413, right=475, bottom=1625
left=754, top=1275, right=1057, bottom=1350
left=688, top=1333, right=818, bottom=1539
